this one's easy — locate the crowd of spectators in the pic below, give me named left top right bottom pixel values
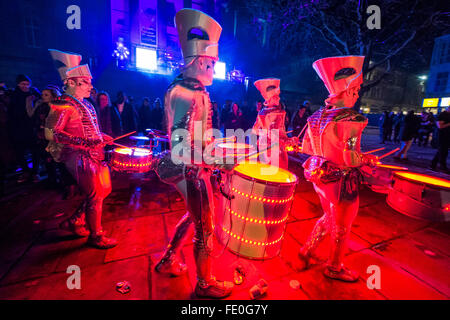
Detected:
left=0, top=73, right=314, bottom=196
left=4, top=72, right=445, bottom=197
left=379, top=109, right=449, bottom=173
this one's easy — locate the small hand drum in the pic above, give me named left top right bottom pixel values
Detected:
left=110, top=147, right=152, bottom=173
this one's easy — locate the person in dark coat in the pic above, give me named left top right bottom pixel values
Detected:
left=392, top=111, right=404, bottom=143
left=225, top=102, right=244, bottom=131
left=96, top=91, right=115, bottom=137
left=0, top=86, right=14, bottom=194
left=292, top=102, right=311, bottom=139
left=8, top=74, right=41, bottom=182
left=431, top=107, right=450, bottom=173
left=112, top=91, right=138, bottom=136
left=151, top=98, right=164, bottom=132
left=394, top=110, right=417, bottom=161
left=221, top=100, right=232, bottom=130
left=27, top=87, right=62, bottom=183
left=211, top=101, right=221, bottom=130
left=379, top=111, right=393, bottom=143
left=138, top=97, right=152, bottom=133
left=418, top=111, right=435, bottom=147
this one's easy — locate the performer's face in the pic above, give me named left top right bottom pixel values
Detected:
left=194, top=57, right=216, bottom=86
left=267, top=95, right=280, bottom=107
left=74, top=77, right=93, bottom=99
left=337, top=85, right=360, bottom=108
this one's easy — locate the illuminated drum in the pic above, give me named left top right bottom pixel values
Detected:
left=387, top=172, right=450, bottom=222
left=129, top=135, right=151, bottom=147
left=365, top=164, right=408, bottom=193
left=219, top=162, right=298, bottom=259
left=213, top=142, right=255, bottom=164
left=110, top=147, right=152, bottom=173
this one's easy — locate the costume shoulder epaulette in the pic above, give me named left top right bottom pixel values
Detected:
left=49, top=96, right=77, bottom=112
left=331, top=108, right=365, bottom=122
left=169, top=75, right=205, bottom=92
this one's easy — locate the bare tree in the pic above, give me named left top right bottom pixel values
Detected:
left=244, top=0, right=449, bottom=109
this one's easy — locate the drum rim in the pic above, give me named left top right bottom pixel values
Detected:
left=233, top=165, right=298, bottom=185
left=113, top=147, right=152, bottom=156
left=393, top=171, right=450, bottom=190
left=387, top=188, right=445, bottom=221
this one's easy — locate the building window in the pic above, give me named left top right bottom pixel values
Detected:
left=438, top=41, right=450, bottom=64
left=435, top=72, right=448, bottom=92
left=24, top=17, right=41, bottom=48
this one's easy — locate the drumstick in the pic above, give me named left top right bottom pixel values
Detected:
left=377, top=148, right=400, bottom=160
left=111, top=131, right=137, bottom=142
left=238, top=142, right=279, bottom=162
left=215, top=136, right=236, bottom=143
left=147, top=129, right=169, bottom=139
left=363, top=147, right=385, bottom=155
left=112, top=142, right=128, bottom=148
left=297, top=123, right=308, bottom=138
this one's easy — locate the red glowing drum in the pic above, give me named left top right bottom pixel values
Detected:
left=387, top=172, right=450, bottom=222
left=365, top=164, right=409, bottom=193
left=110, top=147, right=152, bottom=173
left=218, top=162, right=298, bottom=259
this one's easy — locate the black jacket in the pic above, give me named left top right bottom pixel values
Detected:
left=111, top=102, right=138, bottom=136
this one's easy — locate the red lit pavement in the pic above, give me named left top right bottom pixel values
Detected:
left=0, top=128, right=448, bottom=300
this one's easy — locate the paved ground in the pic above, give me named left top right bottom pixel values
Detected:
left=0, top=127, right=448, bottom=300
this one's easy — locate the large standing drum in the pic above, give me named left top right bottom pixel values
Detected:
left=387, top=171, right=450, bottom=222
left=217, top=162, right=298, bottom=259
left=110, top=147, right=152, bottom=173
left=365, top=164, right=409, bottom=193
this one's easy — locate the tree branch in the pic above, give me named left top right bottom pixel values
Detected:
left=367, top=30, right=416, bottom=72
left=307, top=23, right=346, bottom=55
left=319, top=11, right=350, bottom=54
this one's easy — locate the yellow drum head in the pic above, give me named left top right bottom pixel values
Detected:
left=234, top=162, right=297, bottom=184
left=114, top=147, right=151, bottom=156
left=216, top=142, right=252, bottom=149
left=394, top=172, right=450, bottom=189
